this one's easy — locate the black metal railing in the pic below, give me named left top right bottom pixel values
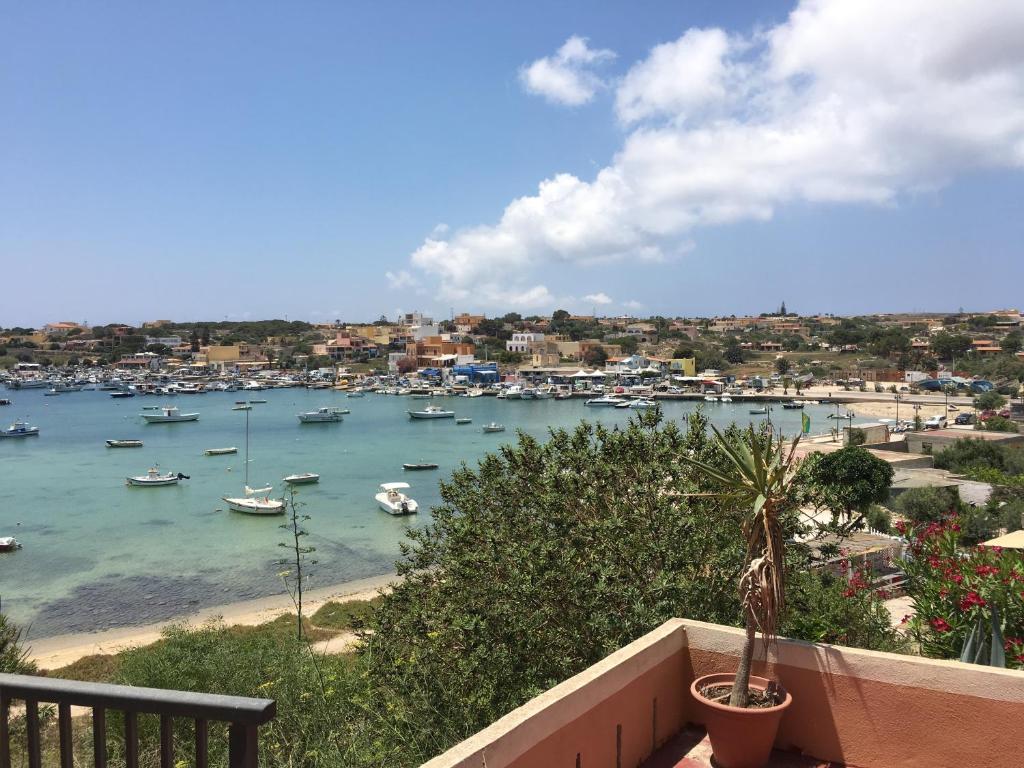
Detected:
left=0, top=673, right=275, bottom=768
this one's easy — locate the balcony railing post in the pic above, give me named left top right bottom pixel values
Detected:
left=93, top=707, right=108, bottom=768
left=57, top=703, right=73, bottom=768
left=228, top=723, right=259, bottom=768
left=0, top=693, right=10, bottom=768
left=25, top=700, right=40, bottom=768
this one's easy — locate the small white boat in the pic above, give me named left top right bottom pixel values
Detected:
left=223, top=487, right=285, bottom=515
left=106, top=439, right=143, bottom=448
left=704, top=395, right=719, bottom=402
left=749, top=407, right=768, bottom=415
left=585, top=396, right=626, bottom=407
left=232, top=403, right=252, bottom=411
left=407, top=405, right=455, bottom=419
left=298, top=407, right=344, bottom=423
left=482, top=422, right=506, bottom=433
left=0, top=536, right=21, bottom=552
left=466, top=389, right=484, bottom=398
left=376, top=482, right=419, bottom=515
left=0, top=420, right=39, bottom=438
left=205, top=447, right=238, bottom=456
left=142, top=406, right=199, bottom=423
left=628, top=399, right=657, bottom=410
left=126, top=467, right=188, bottom=487
left=720, top=395, right=733, bottom=403
left=283, top=472, right=320, bottom=485
left=455, top=417, right=472, bottom=425
left=347, top=391, right=366, bottom=398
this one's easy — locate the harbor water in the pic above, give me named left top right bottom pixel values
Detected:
left=0, top=388, right=859, bottom=638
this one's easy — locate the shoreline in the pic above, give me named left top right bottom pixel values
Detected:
left=27, top=572, right=399, bottom=670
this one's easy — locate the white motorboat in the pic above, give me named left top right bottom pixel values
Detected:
left=533, top=387, right=554, bottom=400
left=142, top=406, right=199, bottom=423
left=106, top=439, right=143, bottom=448
left=720, top=395, right=733, bottom=403
left=703, top=395, right=719, bottom=402
left=232, top=403, right=252, bottom=411
left=407, top=405, right=455, bottom=419
left=466, top=389, right=484, bottom=398
left=482, top=422, right=506, bottom=433
left=519, top=387, right=536, bottom=400
left=126, top=467, right=188, bottom=487
left=283, top=472, right=320, bottom=485
left=298, top=407, right=344, bottom=423
left=204, top=447, right=238, bottom=456
left=503, top=384, right=524, bottom=400
left=0, top=420, right=39, bottom=438
left=0, top=536, right=21, bottom=552
left=347, top=391, right=366, bottom=398
left=628, top=399, right=657, bottom=410
left=375, top=482, right=419, bottom=515
left=223, top=409, right=284, bottom=515
left=585, top=396, right=627, bottom=407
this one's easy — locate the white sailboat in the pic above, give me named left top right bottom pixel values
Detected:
left=222, top=409, right=284, bottom=515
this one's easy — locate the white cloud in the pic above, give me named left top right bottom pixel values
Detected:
left=584, top=292, right=613, bottom=305
left=622, top=300, right=644, bottom=311
left=385, top=270, right=416, bottom=290
left=519, top=35, right=616, bottom=106
left=430, top=222, right=450, bottom=238
left=409, top=0, right=1024, bottom=308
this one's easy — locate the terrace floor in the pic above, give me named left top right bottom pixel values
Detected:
left=643, top=727, right=848, bottom=768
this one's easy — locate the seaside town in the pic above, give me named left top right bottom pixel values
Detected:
left=4, top=2, right=1024, bottom=768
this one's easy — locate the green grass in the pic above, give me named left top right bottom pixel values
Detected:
left=310, top=596, right=383, bottom=630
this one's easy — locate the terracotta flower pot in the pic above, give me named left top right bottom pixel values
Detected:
left=690, top=673, right=792, bottom=768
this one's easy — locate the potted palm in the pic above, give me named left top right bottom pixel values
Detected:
left=681, top=425, right=800, bottom=768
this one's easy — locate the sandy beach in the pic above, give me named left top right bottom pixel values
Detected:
left=27, top=572, right=398, bottom=670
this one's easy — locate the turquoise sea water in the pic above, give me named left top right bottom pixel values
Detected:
left=0, top=388, right=860, bottom=638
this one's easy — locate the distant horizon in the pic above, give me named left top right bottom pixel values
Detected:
left=5, top=305, right=1022, bottom=331
left=4, top=0, right=1023, bottom=326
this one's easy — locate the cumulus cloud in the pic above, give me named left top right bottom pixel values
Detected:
left=409, top=0, right=1024, bottom=309
left=622, top=300, right=644, bottom=311
left=519, top=35, right=616, bottom=106
left=584, top=292, right=614, bottom=305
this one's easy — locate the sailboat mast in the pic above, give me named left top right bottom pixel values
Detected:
left=244, top=408, right=250, bottom=488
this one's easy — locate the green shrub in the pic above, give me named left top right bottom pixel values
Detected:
left=311, top=597, right=383, bottom=630
left=0, top=611, right=36, bottom=674
left=977, top=415, right=1019, bottom=433
left=893, top=486, right=964, bottom=525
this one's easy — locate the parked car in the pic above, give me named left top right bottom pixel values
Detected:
left=924, top=415, right=948, bottom=429
left=954, top=413, right=975, bottom=425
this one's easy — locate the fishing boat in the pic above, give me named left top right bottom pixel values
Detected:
left=403, top=462, right=439, bottom=471
left=482, top=422, right=506, bottom=433
left=781, top=401, right=804, bottom=410
left=126, top=467, right=189, bottom=487
left=0, top=537, right=21, bottom=552
left=585, top=395, right=626, bottom=407
left=298, top=407, right=345, bottom=423
left=204, top=447, right=238, bottom=456
left=223, top=409, right=284, bottom=515
left=455, top=417, right=472, bottom=425
left=0, top=420, right=39, bottom=438
left=142, top=406, right=199, bottom=423
left=106, top=439, right=143, bottom=448
left=375, top=482, right=418, bottom=515
left=283, top=472, right=320, bottom=485
left=407, top=404, right=455, bottom=419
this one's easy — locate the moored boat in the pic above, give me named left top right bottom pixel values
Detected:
left=402, top=462, right=438, bottom=471
left=1, top=420, right=39, bottom=438
left=106, top=439, right=143, bottom=448
left=298, top=407, right=344, bottom=423
left=283, top=472, right=320, bottom=485
left=142, top=406, right=199, bottom=423
left=482, top=422, right=505, bottom=433
left=407, top=404, right=455, bottom=419
left=781, top=401, right=804, bottom=410
left=455, top=417, right=472, bottom=424
left=0, top=536, right=21, bottom=552
left=204, top=447, right=238, bottom=456
left=585, top=395, right=626, bottom=407
left=749, top=408, right=768, bottom=415
left=126, top=467, right=188, bottom=487
left=375, top=482, right=418, bottom=515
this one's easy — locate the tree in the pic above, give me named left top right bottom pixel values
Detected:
left=800, top=447, right=894, bottom=527
left=724, top=341, right=745, bottom=364
left=396, top=356, right=418, bottom=374
left=1002, top=331, right=1023, bottom=355
left=774, top=356, right=791, bottom=376
left=583, top=345, right=608, bottom=367
left=977, top=415, right=1019, bottom=433
left=608, top=335, right=638, bottom=353
left=975, top=391, right=1007, bottom=412
left=551, top=309, right=570, bottom=323
left=931, top=332, right=972, bottom=361
left=278, top=490, right=316, bottom=640
left=679, top=425, right=801, bottom=707
left=893, top=486, right=963, bottom=525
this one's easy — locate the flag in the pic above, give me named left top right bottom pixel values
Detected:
left=802, top=412, right=811, bottom=434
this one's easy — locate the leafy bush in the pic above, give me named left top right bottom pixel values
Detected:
left=934, top=438, right=1024, bottom=475
left=977, top=415, right=1019, bottom=433
left=974, top=391, right=1008, bottom=412
left=311, top=597, right=382, bottom=630
left=0, top=611, right=36, bottom=674
left=892, top=486, right=964, bottom=525
left=901, top=518, right=1024, bottom=668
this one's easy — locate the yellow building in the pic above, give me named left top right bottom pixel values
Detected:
left=669, top=357, right=696, bottom=376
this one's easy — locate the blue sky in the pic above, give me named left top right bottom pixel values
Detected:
left=2, top=0, right=1022, bottom=327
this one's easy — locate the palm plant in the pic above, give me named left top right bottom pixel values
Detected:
left=682, top=425, right=801, bottom=707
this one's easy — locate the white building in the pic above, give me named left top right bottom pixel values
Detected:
left=506, top=332, right=545, bottom=353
